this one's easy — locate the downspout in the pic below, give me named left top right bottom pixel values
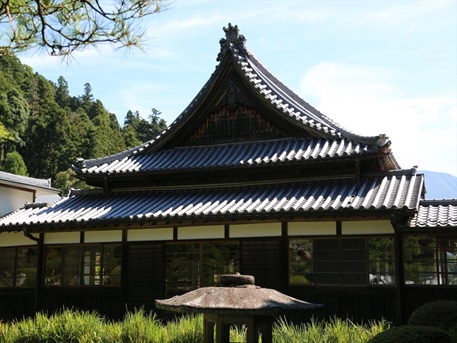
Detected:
left=121, top=229, right=129, bottom=316
left=22, top=228, right=44, bottom=314
left=35, top=233, right=45, bottom=313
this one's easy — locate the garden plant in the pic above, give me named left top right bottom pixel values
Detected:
left=0, top=308, right=391, bottom=343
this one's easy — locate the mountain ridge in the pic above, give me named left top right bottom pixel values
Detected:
left=419, top=170, right=457, bottom=200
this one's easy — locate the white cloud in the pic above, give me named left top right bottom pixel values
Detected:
left=245, top=0, right=455, bottom=34
left=120, top=82, right=171, bottom=118
left=148, top=13, right=228, bottom=42
left=300, top=62, right=457, bottom=176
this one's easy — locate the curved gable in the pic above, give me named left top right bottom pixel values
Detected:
left=75, top=23, right=399, bottom=177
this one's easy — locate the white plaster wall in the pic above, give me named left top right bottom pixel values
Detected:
left=288, top=221, right=336, bottom=236
left=128, top=228, right=173, bottom=241
left=342, top=220, right=394, bottom=235
left=84, top=230, right=122, bottom=243
left=44, top=232, right=80, bottom=244
left=178, top=225, right=224, bottom=240
left=230, top=222, right=281, bottom=238
left=0, top=187, right=32, bottom=217
left=0, top=232, right=37, bottom=246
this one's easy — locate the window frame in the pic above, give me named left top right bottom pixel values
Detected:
left=289, top=235, right=395, bottom=287
left=0, top=246, right=38, bottom=288
left=403, top=235, right=457, bottom=286
left=44, top=243, right=122, bottom=287
left=165, top=240, right=240, bottom=297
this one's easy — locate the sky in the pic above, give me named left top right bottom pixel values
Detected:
left=18, top=0, right=457, bottom=177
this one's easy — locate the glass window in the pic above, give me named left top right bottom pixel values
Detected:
left=44, top=244, right=121, bottom=287
left=403, top=236, right=457, bottom=286
left=166, top=242, right=239, bottom=297
left=62, top=246, right=83, bottom=286
left=404, top=235, right=437, bottom=285
left=0, top=247, right=37, bottom=288
left=289, top=237, right=394, bottom=286
left=369, top=238, right=395, bottom=285
left=102, top=244, right=122, bottom=286
left=0, top=248, right=16, bottom=287
left=439, top=238, right=457, bottom=285
left=45, top=247, right=63, bottom=285
left=289, top=239, right=313, bottom=285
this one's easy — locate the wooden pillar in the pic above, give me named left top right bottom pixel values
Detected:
left=120, top=229, right=129, bottom=314
left=394, top=230, right=405, bottom=324
left=280, top=222, right=288, bottom=292
left=35, top=233, right=45, bottom=313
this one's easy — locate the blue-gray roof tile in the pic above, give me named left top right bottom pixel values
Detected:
left=80, top=138, right=377, bottom=175
left=0, top=174, right=423, bottom=230
left=409, top=200, right=457, bottom=228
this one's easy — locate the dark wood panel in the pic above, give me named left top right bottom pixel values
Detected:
left=240, top=239, right=282, bottom=290
left=39, top=287, right=124, bottom=319
left=287, top=286, right=396, bottom=322
left=0, top=289, right=36, bottom=320
left=127, top=243, right=166, bottom=310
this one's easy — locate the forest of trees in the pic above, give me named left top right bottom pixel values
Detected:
left=0, top=54, right=167, bottom=194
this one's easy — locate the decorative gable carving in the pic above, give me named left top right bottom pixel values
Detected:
left=217, top=23, right=248, bottom=62
left=184, top=106, right=288, bottom=145
left=218, top=82, right=248, bottom=110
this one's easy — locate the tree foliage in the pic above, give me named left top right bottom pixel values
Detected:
left=0, top=53, right=167, bottom=189
left=53, top=168, right=90, bottom=196
left=123, top=108, right=167, bottom=145
left=0, top=121, right=14, bottom=162
left=1, top=150, right=27, bottom=175
left=0, top=0, right=167, bottom=56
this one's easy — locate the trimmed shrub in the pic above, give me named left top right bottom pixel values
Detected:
left=368, top=325, right=451, bottom=343
left=408, top=300, right=457, bottom=331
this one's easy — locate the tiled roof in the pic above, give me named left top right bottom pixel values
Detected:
left=409, top=200, right=457, bottom=228
left=75, top=24, right=397, bottom=174
left=198, top=23, right=388, bottom=146
left=80, top=138, right=378, bottom=175
left=0, top=173, right=423, bottom=230
left=0, top=171, right=55, bottom=190
left=223, top=28, right=385, bottom=146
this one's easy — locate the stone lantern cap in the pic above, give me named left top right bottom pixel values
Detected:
left=155, top=273, right=323, bottom=316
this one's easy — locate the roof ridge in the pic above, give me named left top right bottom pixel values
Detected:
left=420, top=199, right=457, bottom=205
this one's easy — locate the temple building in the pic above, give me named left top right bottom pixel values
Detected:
left=0, top=24, right=456, bottom=323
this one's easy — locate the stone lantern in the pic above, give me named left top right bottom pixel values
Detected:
left=155, top=273, right=323, bottom=343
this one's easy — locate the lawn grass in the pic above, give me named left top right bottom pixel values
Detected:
left=0, top=308, right=390, bottom=342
